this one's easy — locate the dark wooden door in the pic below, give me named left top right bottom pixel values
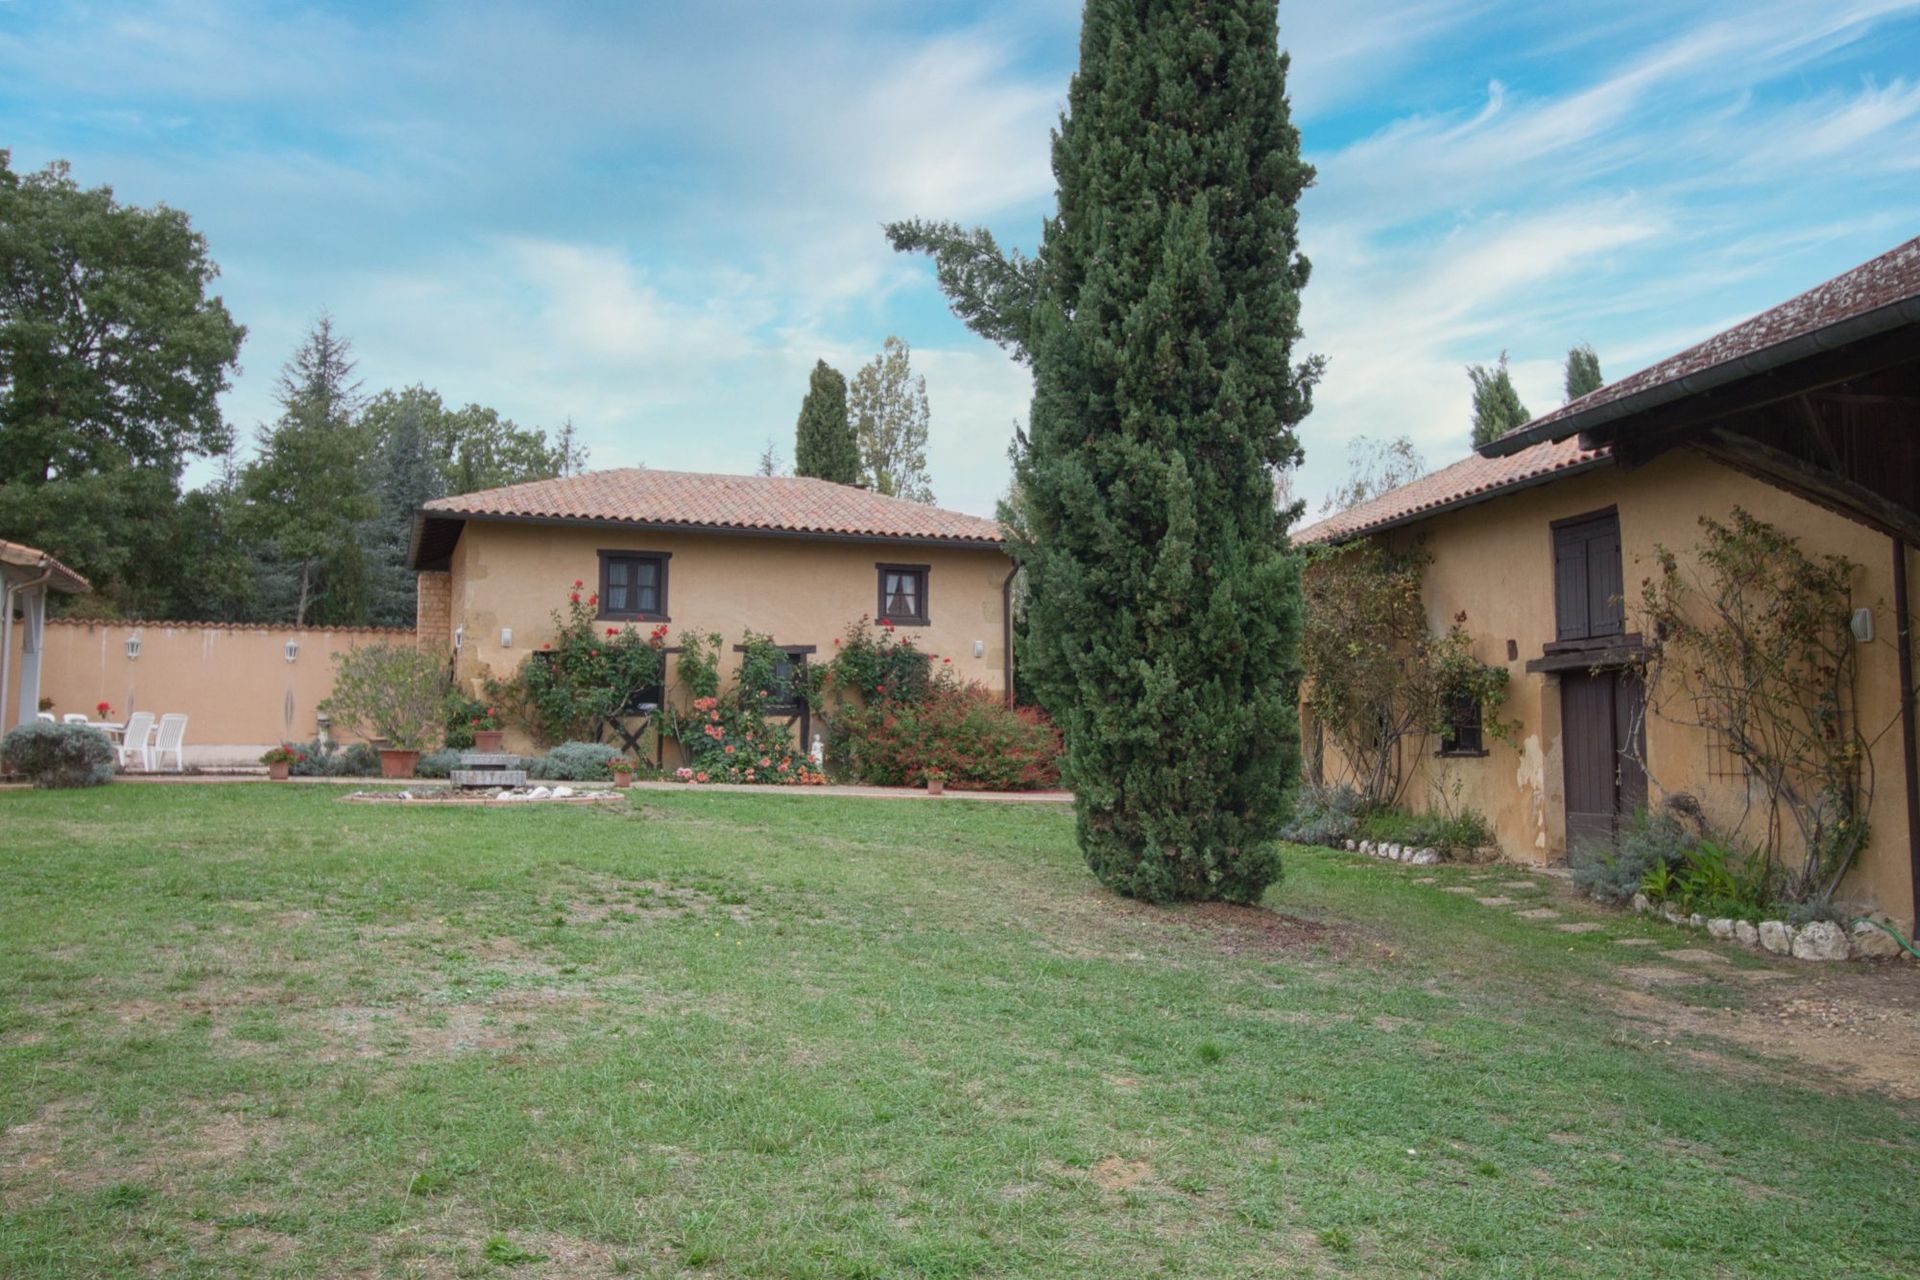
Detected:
left=1561, top=670, right=1647, bottom=855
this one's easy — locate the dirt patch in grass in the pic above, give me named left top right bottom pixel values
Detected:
left=1098, top=896, right=1365, bottom=960
left=562, top=874, right=753, bottom=926
left=1090, top=1155, right=1154, bottom=1191
left=1, top=1097, right=292, bottom=1201
left=1605, top=961, right=1920, bottom=1099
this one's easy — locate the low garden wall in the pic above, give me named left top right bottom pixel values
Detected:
left=6, top=619, right=417, bottom=766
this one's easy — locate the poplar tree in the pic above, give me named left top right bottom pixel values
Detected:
left=1468, top=352, right=1530, bottom=448
left=1563, top=342, right=1603, bottom=401
left=792, top=360, right=858, bottom=484
left=1012, top=0, right=1317, bottom=902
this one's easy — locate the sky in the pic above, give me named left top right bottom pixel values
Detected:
left=4, top=0, right=1919, bottom=517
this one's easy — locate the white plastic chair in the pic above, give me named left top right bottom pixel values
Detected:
left=36, top=712, right=55, bottom=723
left=62, top=713, right=88, bottom=725
left=152, top=714, right=188, bottom=772
left=118, top=712, right=156, bottom=771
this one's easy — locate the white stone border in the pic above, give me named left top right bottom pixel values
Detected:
left=1340, top=838, right=1441, bottom=867
left=1628, top=894, right=1904, bottom=962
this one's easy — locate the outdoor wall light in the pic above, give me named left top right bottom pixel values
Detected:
left=125, top=634, right=142, bottom=660
left=1851, top=607, right=1874, bottom=643
left=974, top=639, right=985, bottom=659
left=284, top=639, right=300, bottom=663
left=500, top=627, right=513, bottom=648
left=453, top=625, right=464, bottom=651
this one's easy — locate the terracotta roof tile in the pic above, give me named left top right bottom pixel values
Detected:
left=422, top=468, right=1004, bottom=546
left=1293, top=437, right=1608, bottom=545
left=1494, top=234, right=1920, bottom=449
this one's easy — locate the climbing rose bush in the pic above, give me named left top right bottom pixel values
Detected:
left=677, top=696, right=824, bottom=785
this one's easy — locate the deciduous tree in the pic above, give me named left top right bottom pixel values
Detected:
left=849, top=337, right=933, bottom=503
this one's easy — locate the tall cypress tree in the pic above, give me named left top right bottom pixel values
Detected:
left=1563, top=342, right=1603, bottom=401
left=1009, top=0, right=1317, bottom=902
left=792, top=360, right=859, bottom=484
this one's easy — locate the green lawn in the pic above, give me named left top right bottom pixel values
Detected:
left=1, top=785, right=1914, bottom=1278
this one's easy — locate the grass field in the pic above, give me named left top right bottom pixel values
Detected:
left=1, top=784, right=1915, bottom=1278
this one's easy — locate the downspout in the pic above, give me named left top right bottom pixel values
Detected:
left=1893, top=536, right=1920, bottom=934
left=1001, top=562, right=1020, bottom=707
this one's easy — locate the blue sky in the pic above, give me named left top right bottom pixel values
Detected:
left=5, top=0, right=1918, bottom=515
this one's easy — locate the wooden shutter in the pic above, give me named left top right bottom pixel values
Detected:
left=1553, top=524, right=1591, bottom=640
left=1553, top=512, right=1623, bottom=642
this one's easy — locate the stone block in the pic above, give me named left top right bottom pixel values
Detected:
left=1789, top=920, right=1849, bottom=961
left=1733, top=920, right=1760, bottom=948
left=1408, top=849, right=1441, bottom=866
left=1705, top=918, right=1735, bottom=941
left=1850, top=919, right=1903, bottom=960
left=1632, top=893, right=1652, bottom=914
left=1758, top=920, right=1793, bottom=955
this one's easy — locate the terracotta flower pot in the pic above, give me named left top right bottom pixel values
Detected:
left=473, top=729, right=505, bottom=753
left=927, top=777, right=945, bottom=796
left=379, top=748, right=420, bottom=779
left=612, top=769, right=634, bottom=788
left=268, top=761, right=291, bottom=781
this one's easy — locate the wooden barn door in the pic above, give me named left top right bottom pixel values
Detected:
left=1561, top=670, right=1647, bottom=855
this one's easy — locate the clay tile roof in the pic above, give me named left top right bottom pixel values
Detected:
left=1293, top=436, right=1608, bottom=546
left=420, top=468, right=1004, bottom=546
left=1485, top=234, right=1920, bottom=456
left=0, top=538, right=91, bottom=593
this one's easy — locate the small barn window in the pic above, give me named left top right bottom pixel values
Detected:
left=1438, top=694, right=1486, bottom=757
left=598, top=551, right=670, bottom=622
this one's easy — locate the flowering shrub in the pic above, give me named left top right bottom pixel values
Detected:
left=259, top=744, right=307, bottom=767
left=95, top=700, right=113, bottom=719
left=828, top=678, right=1061, bottom=790
left=498, top=582, right=667, bottom=745
left=675, top=695, right=825, bottom=785
left=824, top=615, right=930, bottom=705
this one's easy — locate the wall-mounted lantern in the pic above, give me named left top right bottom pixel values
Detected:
left=125, top=634, right=142, bottom=660
left=453, top=625, right=465, bottom=652
left=973, top=639, right=985, bottom=659
left=1851, top=607, right=1874, bottom=643
left=284, top=638, right=301, bottom=663
left=500, top=627, right=513, bottom=648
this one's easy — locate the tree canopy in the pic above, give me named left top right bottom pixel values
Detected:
left=849, top=336, right=934, bottom=503
left=0, top=151, right=245, bottom=609
left=1564, top=342, right=1603, bottom=400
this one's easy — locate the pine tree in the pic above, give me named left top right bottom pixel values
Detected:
left=1468, top=352, right=1530, bottom=448
left=1563, top=342, right=1603, bottom=401
left=849, top=338, right=934, bottom=502
left=793, top=360, right=859, bottom=483
left=363, top=391, right=444, bottom=627
left=1007, top=0, right=1317, bottom=903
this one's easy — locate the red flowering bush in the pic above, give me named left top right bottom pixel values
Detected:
left=828, top=676, right=1061, bottom=790
left=675, top=695, right=825, bottom=785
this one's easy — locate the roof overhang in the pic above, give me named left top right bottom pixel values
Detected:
left=408, top=510, right=1007, bottom=571
left=1482, top=293, right=1920, bottom=458
left=0, top=540, right=91, bottom=594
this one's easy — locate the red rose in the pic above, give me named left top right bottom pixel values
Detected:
left=588, top=594, right=598, bottom=606
left=570, top=593, right=580, bottom=604
left=607, top=628, right=619, bottom=636
left=573, top=579, right=584, bottom=588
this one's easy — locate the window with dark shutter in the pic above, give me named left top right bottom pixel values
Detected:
left=1439, top=694, right=1485, bottom=756
left=597, top=551, right=670, bottom=621
left=1551, top=511, right=1623, bottom=643
left=876, top=564, right=930, bottom=626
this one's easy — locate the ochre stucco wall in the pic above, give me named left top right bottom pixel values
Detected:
left=7, top=620, right=416, bottom=764
left=1313, top=449, right=1917, bottom=931
left=428, top=521, right=1016, bottom=756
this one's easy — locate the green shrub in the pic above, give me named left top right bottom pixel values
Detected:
left=1344, top=805, right=1493, bottom=856
left=1279, top=783, right=1366, bottom=846
left=288, top=740, right=381, bottom=778
left=2, top=722, right=114, bottom=788
left=531, top=742, right=623, bottom=781
left=320, top=644, right=453, bottom=752
left=498, top=583, right=667, bottom=746
left=1571, top=810, right=1687, bottom=905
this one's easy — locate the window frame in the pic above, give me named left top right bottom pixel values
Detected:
left=875, top=562, right=931, bottom=627
left=1437, top=693, right=1487, bottom=758
left=596, top=550, right=671, bottom=623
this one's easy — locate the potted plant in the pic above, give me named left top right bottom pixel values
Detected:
left=925, top=767, right=946, bottom=797
left=470, top=705, right=505, bottom=754
left=608, top=755, right=637, bottom=787
left=319, top=644, right=452, bottom=779
left=260, top=743, right=305, bottom=781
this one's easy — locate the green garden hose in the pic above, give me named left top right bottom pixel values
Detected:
left=1851, top=916, right=1920, bottom=960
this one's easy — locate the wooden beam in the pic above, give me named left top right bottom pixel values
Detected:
left=1697, top=428, right=1920, bottom=545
